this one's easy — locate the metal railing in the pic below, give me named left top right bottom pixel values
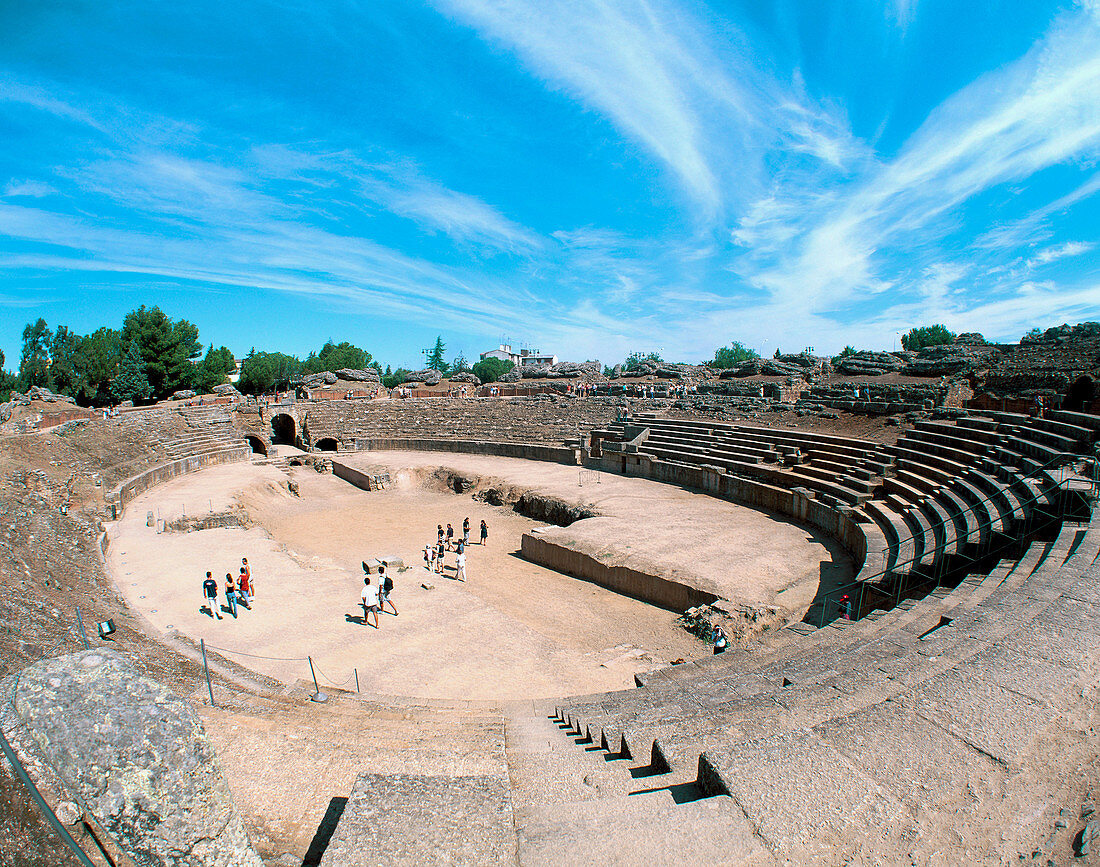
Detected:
left=814, top=450, right=1097, bottom=628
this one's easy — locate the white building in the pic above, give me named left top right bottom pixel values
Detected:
left=479, top=344, right=558, bottom=367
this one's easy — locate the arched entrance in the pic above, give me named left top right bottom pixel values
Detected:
left=245, top=435, right=268, bottom=456
left=316, top=437, right=339, bottom=452
left=271, top=414, right=297, bottom=447
left=1064, top=376, right=1095, bottom=412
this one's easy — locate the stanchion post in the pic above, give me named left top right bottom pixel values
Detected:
left=75, top=607, right=90, bottom=650
left=200, top=639, right=216, bottom=707
left=354, top=668, right=360, bottom=693
left=308, top=656, right=328, bottom=702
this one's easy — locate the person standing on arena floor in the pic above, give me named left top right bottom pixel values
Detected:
left=462, top=517, right=470, bottom=543
left=378, top=564, right=398, bottom=615
left=242, top=558, right=252, bottom=598
left=224, top=572, right=238, bottom=618
left=446, top=523, right=454, bottom=547
left=437, top=524, right=444, bottom=545
left=424, top=545, right=433, bottom=571
left=480, top=520, right=488, bottom=546
left=360, top=576, right=380, bottom=628
left=436, top=540, right=446, bottom=573
left=237, top=566, right=251, bottom=609
left=455, top=549, right=467, bottom=582
left=202, top=572, right=221, bottom=619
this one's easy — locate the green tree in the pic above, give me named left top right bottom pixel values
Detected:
left=74, top=328, right=122, bottom=405
left=900, top=324, right=955, bottom=351
left=425, top=336, right=449, bottom=373
left=471, top=357, right=514, bottom=383
left=194, top=345, right=236, bottom=393
left=624, top=351, right=663, bottom=371
left=18, top=318, right=52, bottom=390
left=451, top=351, right=470, bottom=373
left=774, top=347, right=781, bottom=359
left=301, top=341, right=371, bottom=374
left=237, top=350, right=300, bottom=394
left=120, top=306, right=201, bottom=398
left=709, top=342, right=758, bottom=369
left=110, top=342, right=153, bottom=403
left=383, top=366, right=411, bottom=388
left=0, top=349, right=15, bottom=402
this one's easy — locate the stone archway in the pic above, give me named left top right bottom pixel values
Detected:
left=1064, top=375, right=1096, bottom=412
left=271, top=414, right=298, bottom=447
left=316, top=437, right=339, bottom=452
left=245, top=435, right=268, bottom=456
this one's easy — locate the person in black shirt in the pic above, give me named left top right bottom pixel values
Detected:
left=202, top=571, right=221, bottom=619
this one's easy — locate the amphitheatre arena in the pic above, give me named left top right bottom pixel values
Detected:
left=1, top=329, right=1100, bottom=865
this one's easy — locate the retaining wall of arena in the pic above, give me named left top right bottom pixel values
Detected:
left=107, top=446, right=252, bottom=516
left=349, top=438, right=582, bottom=465
left=520, top=451, right=869, bottom=609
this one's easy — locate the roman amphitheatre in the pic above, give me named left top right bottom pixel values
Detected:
left=1, top=327, right=1099, bottom=866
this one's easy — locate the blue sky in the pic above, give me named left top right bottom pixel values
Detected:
left=1, top=0, right=1098, bottom=370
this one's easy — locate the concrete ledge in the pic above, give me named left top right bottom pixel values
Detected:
left=352, top=437, right=581, bottom=465
left=520, top=531, right=718, bottom=611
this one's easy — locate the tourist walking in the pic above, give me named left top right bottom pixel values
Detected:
left=237, top=567, right=251, bottom=609
left=202, top=572, right=221, bottom=619
left=360, top=575, right=380, bottom=628
left=480, top=520, right=488, bottom=546
left=224, top=573, right=238, bottom=618
left=378, top=565, right=398, bottom=616
left=455, top=550, right=467, bottom=582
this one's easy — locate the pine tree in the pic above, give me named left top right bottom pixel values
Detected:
left=110, top=342, right=153, bottom=403
left=425, top=336, right=450, bottom=373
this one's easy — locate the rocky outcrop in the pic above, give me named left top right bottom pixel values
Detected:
left=449, top=372, right=481, bottom=385
left=833, top=351, right=908, bottom=376
left=303, top=371, right=338, bottom=386
left=1021, top=321, right=1100, bottom=344
left=404, top=369, right=443, bottom=386
left=497, top=368, right=522, bottom=383
left=721, top=359, right=807, bottom=378
left=213, top=383, right=242, bottom=396
left=335, top=368, right=381, bottom=383
left=907, top=342, right=998, bottom=376
left=3, top=650, right=261, bottom=867
left=545, top=361, right=600, bottom=379
left=171, top=390, right=196, bottom=401
left=5, top=387, right=78, bottom=406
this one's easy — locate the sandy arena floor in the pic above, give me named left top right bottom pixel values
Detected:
left=106, top=452, right=852, bottom=701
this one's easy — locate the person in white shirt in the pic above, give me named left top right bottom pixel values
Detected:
left=360, top=577, right=380, bottom=628
left=455, top=551, right=467, bottom=582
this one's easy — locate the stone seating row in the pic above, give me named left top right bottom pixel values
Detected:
left=556, top=512, right=1100, bottom=860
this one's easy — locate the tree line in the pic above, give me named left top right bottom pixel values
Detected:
left=0, top=314, right=966, bottom=406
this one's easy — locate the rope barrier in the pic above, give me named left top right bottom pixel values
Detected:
left=201, top=645, right=309, bottom=663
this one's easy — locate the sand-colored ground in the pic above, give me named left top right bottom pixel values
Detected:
left=105, top=452, right=852, bottom=701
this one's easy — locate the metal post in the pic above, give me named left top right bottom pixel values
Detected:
left=200, top=639, right=216, bottom=707
left=354, top=668, right=360, bottom=693
left=308, top=656, right=328, bottom=702
left=75, top=607, right=89, bottom=650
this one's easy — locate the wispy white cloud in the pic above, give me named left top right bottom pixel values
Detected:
left=1027, top=240, right=1095, bottom=268
left=2, top=180, right=56, bottom=198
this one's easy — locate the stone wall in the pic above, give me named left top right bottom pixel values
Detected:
left=351, top=438, right=581, bottom=465
left=108, top=445, right=252, bottom=515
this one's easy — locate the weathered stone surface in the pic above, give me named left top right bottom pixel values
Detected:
left=335, top=368, right=381, bottom=383
left=6, top=387, right=78, bottom=406
left=4, top=650, right=261, bottom=867
left=449, top=371, right=481, bottom=385
left=833, top=351, right=908, bottom=376
left=545, top=360, right=600, bottom=379
left=212, top=383, right=242, bottom=396
left=403, top=369, right=443, bottom=386
left=497, top=368, right=522, bottom=383
left=319, top=773, right=515, bottom=866
left=721, top=358, right=805, bottom=378
left=1021, top=321, right=1100, bottom=344
left=171, top=390, right=197, bottom=401
left=520, top=363, right=552, bottom=379
left=303, top=371, right=338, bottom=386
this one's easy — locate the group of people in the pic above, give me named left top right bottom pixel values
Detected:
left=201, top=558, right=254, bottom=620
left=359, top=562, right=398, bottom=628
left=422, top=517, right=487, bottom=581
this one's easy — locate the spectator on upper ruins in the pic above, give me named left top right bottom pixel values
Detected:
left=224, top=573, right=238, bottom=618
left=360, top=575, right=380, bottom=628
left=712, top=625, right=728, bottom=655
left=202, top=572, right=221, bottom=619
left=480, top=520, right=488, bottom=546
